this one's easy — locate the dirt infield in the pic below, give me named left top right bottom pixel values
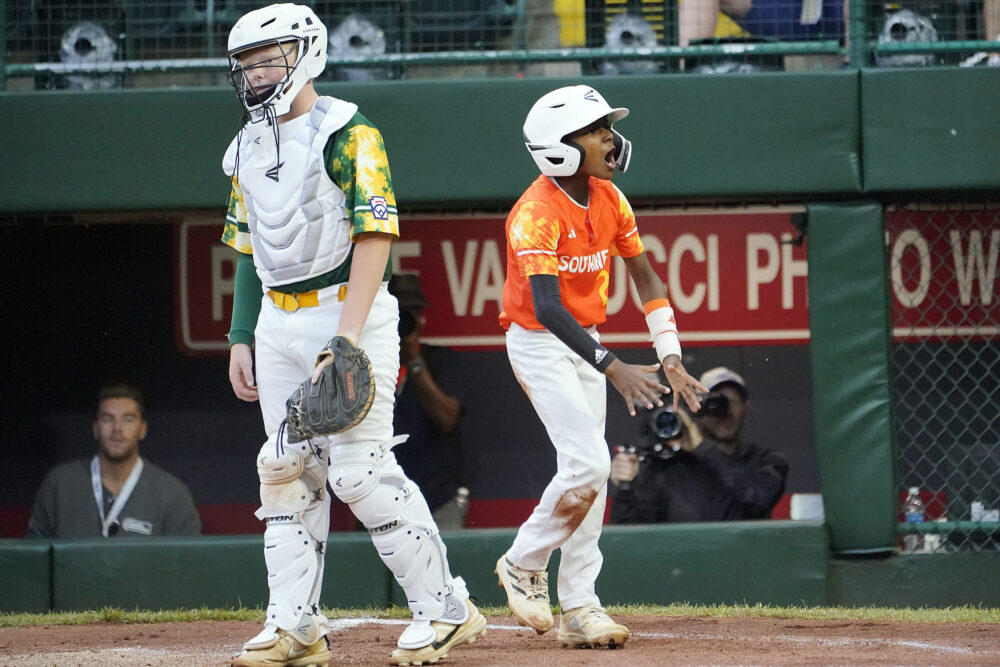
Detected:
left=2, top=615, right=998, bottom=666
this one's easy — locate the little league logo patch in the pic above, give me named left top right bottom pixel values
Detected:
left=369, top=196, right=389, bottom=220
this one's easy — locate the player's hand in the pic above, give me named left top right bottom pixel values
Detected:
left=605, top=360, right=668, bottom=416
left=311, top=351, right=334, bottom=385
left=662, top=356, right=708, bottom=412
left=229, top=343, right=259, bottom=402
left=610, top=451, right=639, bottom=485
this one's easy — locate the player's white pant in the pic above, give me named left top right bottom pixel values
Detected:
left=504, top=323, right=611, bottom=612
left=250, top=281, right=465, bottom=648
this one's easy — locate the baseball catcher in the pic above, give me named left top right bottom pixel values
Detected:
left=285, top=336, right=375, bottom=442
left=222, top=5, right=485, bottom=666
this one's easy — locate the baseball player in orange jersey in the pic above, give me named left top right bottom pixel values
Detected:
left=495, top=85, right=707, bottom=649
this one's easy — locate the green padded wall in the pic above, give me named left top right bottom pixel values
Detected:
left=395, top=523, right=829, bottom=609
left=0, top=72, right=862, bottom=213
left=830, top=552, right=1000, bottom=608
left=50, top=535, right=388, bottom=612
left=28, top=523, right=828, bottom=612
left=0, top=540, right=52, bottom=613
left=807, top=203, right=897, bottom=554
left=862, top=67, right=1000, bottom=192
left=597, top=521, right=829, bottom=606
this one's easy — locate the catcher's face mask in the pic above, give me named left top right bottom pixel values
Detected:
left=226, top=3, right=327, bottom=121
left=227, top=41, right=300, bottom=116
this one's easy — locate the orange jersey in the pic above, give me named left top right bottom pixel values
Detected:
left=499, top=175, right=644, bottom=330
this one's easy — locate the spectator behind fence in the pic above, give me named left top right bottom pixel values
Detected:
left=610, top=367, right=789, bottom=523
left=680, top=0, right=847, bottom=46
left=389, top=273, right=469, bottom=530
left=25, top=380, right=201, bottom=538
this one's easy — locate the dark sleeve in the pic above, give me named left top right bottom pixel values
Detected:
left=610, top=463, right=665, bottom=524
left=228, top=251, right=263, bottom=347
left=529, top=274, right=616, bottom=372
left=24, top=471, right=57, bottom=538
left=691, top=442, right=789, bottom=515
left=160, top=478, right=202, bottom=536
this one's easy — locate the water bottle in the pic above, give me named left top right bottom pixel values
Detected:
left=455, top=486, right=470, bottom=521
left=902, top=487, right=926, bottom=553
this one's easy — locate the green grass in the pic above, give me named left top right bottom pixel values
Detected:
left=3, top=603, right=998, bottom=629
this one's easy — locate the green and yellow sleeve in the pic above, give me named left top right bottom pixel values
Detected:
left=324, top=113, right=400, bottom=241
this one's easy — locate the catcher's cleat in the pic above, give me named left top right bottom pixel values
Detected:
left=388, top=599, right=487, bottom=665
left=231, top=631, right=331, bottom=666
left=557, top=604, right=630, bottom=649
left=495, top=554, right=554, bottom=634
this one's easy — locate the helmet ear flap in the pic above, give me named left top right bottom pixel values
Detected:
left=562, top=138, right=585, bottom=176
left=611, top=128, right=632, bottom=174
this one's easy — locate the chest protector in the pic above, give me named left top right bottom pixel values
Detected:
left=223, top=96, right=359, bottom=287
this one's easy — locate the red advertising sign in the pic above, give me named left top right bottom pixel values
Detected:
left=175, top=217, right=238, bottom=355
left=175, top=209, right=810, bottom=355
left=886, top=208, right=999, bottom=343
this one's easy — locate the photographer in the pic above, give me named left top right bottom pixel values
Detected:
left=610, top=367, right=789, bottom=523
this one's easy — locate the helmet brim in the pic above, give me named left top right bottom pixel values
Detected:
left=608, top=107, right=629, bottom=124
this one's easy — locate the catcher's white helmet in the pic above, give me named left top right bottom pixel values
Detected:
left=226, top=3, right=328, bottom=121
left=523, top=85, right=632, bottom=177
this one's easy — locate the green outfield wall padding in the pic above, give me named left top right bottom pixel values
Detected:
left=396, top=523, right=829, bottom=609
left=0, top=540, right=52, bottom=613
left=10, top=529, right=1000, bottom=612
left=50, top=535, right=389, bottom=612
left=807, top=203, right=897, bottom=554
left=0, top=72, right=863, bottom=213
left=31, top=522, right=828, bottom=613
left=829, top=553, right=1000, bottom=608
left=862, top=68, right=1000, bottom=193
left=597, top=521, right=829, bottom=606
left=319, top=533, right=394, bottom=609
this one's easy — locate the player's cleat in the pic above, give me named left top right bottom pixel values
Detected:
left=230, top=631, right=331, bottom=666
left=388, top=599, right=487, bottom=665
left=557, top=604, right=630, bottom=649
left=495, top=554, right=554, bottom=634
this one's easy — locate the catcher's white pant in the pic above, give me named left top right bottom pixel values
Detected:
left=504, top=323, right=611, bottom=612
left=249, top=281, right=465, bottom=648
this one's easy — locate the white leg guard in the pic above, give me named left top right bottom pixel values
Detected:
left=252, top=430, right=332, bottom=646
left=329, top=441, right=468, bottom=647
left=258, top=521, right=329, bottom=645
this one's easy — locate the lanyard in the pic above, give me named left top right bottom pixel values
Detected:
left=90, top=455, right=143, bottom=537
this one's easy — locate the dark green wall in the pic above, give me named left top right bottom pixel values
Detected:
left=807, top=203, right=897, bottom=554
left=5, top=69, right=996, bottom=214
left=2, top=68, right=996, bottom=215
left=1, top=523, right=831, bottom=613
left=861, top=68, right=1000, bottom=193
left=8, top=525, right=1000, bottom=613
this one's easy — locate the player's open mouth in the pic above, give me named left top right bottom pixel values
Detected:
left=244, top=84, right=277, bottom=106
left=604, top=148, right=616, bottom=168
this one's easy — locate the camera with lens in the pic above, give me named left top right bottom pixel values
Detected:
left=628, top=390, right=731, bottom=459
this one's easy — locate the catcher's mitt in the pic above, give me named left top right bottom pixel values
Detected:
left=285, top=336, right=375, bottom=443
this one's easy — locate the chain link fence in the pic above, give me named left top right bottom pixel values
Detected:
left=887, top=204, right=1000, bottom=553
left=4, top=1, right=1000, bottom=89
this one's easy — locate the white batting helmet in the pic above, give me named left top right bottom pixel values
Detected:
left=226, top=3, right=328, bottom=120
left=523, top=85, right=632, bottom=177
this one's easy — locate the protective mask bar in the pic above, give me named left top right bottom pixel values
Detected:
left=226, top=41, right=301, bottom=121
